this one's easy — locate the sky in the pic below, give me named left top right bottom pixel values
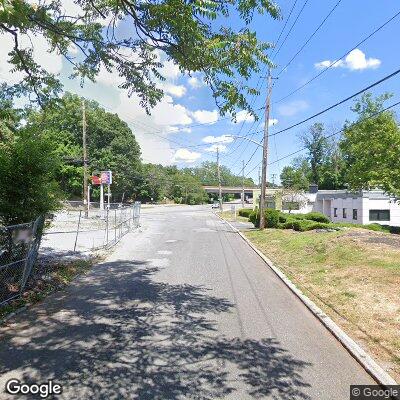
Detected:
left=1, top=0, right=400, bottom=184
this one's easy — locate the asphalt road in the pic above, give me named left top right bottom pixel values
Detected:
left=0, top=205, right=374, bottom=399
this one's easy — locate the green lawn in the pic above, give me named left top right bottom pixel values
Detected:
left=244, top=228, right=400, bottom=381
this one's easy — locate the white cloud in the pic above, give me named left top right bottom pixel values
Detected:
left=161, top=82, right=187, bottom=98
left=278, top=100, right=309, bottom=117
left=205, top=144, right=227, bottom=153
left=233, top=110, right=255, bottom=123
left=202, top=135, right=234, bottom=144
left=172, top=148, right=201, bottom=163
left=188, top=76, right=204, bottom=89
left=160, top=59, right=181, bottom=80
left=192, top=109, right=219, bottom=124
left=269, top=118, right=279, bottom=127
left=0, top=32, right=62, bottom=85
left=166, top=126, right=192, bottom=134
left=315, top=49, right=381, bottom=71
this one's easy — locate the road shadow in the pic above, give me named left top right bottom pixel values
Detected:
left=0, top=261, right=311, bottom=399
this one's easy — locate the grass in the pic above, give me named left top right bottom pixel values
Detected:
left=218, top=210, right=250, bottom=223
left=0, top=258, right=95, bottom=322
left=243, top=228, right=400, bottom=381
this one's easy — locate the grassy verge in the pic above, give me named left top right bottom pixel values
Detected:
left=243, top=228, right=400, bottom=381
left=218, top=211, right=250, bottom=223
left=0, top=258, right=95, bottom=322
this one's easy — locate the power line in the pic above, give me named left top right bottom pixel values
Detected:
left=276, top=0, right=343, bottom=77
left=272, top=0, right=309, bottom=61
left=222, top=0, right=299, bottom=161
left=270, top=66, right=400, bottom=137
left=246, top=99, right=400, bottom=175
left=273, top=0, right=299, bottom=52
left=275, top=9, right=400, bottom=103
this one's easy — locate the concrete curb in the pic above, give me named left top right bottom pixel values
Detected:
left=215, top=213, right=398, bottom=386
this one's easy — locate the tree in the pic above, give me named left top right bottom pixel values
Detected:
left=0, top=0, right=279, bottom=116
left=340, top=93, right=400, bottom=196
left=280, top=157, right=310, bottom=191
left=27, top=93, right=142, bottom=201
left=300, top=123, right=328, bottom=185
left=186, top=161, right=255, bottom=187
left=0, top=129, right=61, bottom=224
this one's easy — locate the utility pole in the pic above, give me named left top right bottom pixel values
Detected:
left=259, top=69, right=273, bottom=229
left=217, top=147, right=222, bottom=211
left=82, top=100, right=89, bottom=218
left=258, top=166, right=261, bottom=188
left=271, top=173, right=277, bottom=187
left=241, top=160, right=245, bottom=208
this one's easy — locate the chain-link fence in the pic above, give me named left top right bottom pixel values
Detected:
left=42, top=202, right=141, bottom=252
left=0, top=215, right=45, bottom=306
left=0, top=203, right=141, bottom=306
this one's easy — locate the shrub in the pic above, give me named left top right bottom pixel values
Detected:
left=303, top=212, right=330, bottom=223
left=0, top=131, right=62, bottom=224
left=249, top=209, right=280, bottom=228
left=283, top=219, right=332, bottom=232
left=238, top=208, right=254, bottom=218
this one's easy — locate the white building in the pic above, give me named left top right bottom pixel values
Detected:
left=292, top=189, right=400, bottom=227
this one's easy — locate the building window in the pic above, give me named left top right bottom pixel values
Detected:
left=369, top=210, right=390, bottom=221
left=334, top=208, right=337, bottom=217
left=353, top=209, right=358, bottom=220
left=343, top=208, right=347, bottom=218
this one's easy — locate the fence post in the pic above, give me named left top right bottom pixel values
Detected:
left=73, top=210, right=82, bottom=252
left=114, top=209, right=117, bottom=242
left=106, top=208, right=109, bottom=245
left=20, top=215, right=45, bottom=294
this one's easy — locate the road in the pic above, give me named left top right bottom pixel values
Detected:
left=0, top=205, right=374, bottom=399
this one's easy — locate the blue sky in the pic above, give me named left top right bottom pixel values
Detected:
left=1, top=0, right=399, bottom=184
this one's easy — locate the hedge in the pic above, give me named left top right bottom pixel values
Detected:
left=282, top=219, right=333, bottom=232
left=238, top=208, right=254, bottom=218
left=249, top=209, right=280, bottom=228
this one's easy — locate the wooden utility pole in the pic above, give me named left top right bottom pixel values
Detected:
left=241, top=160, right=245, bottom=208
left=217, top=148, right=222, bottom=211
left=82, top=100, right=89, bottom=218
left=259, top=70, right=273, bottom=229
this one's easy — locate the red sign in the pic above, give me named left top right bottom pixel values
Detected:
left=91, top=175, right=101, bottom=185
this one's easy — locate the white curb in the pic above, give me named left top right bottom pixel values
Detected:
left=215, top=212, right=398, bottom=386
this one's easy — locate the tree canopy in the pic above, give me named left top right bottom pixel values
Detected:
left=0, top=0, right=279, bottom=116
left=341, top=93, right=400, bottom=197
left=27, top=92, right=142, bottom=201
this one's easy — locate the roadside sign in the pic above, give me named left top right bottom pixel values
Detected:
left=101, top=171, right=112, bottom=185
left=91, top=175, right=101, bottom=185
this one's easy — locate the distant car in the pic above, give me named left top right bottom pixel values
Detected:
left=211, top=201, right=219, bottom=209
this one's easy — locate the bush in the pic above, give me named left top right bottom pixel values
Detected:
left=303, top=212, right=330, bottom=223
left=291, top=220, right=332, bottom=232
left=249, top=209, right=280, bottom=228
left=0, top=131, right=62, bottom=224
left=238, top=208, right=253, bottom=218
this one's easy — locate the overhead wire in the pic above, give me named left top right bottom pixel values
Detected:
left=245, top=99, right=400, bottom=176
left=276, top=0, right=343, bottom=77
left=270, top=66, right=400, bottom=138
left=274, top=9, right=400, bottom=103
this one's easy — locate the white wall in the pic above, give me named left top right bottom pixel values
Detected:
left=329, top=197, right=363, bottom=224
left=363, top=198, right=400, bottom=227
